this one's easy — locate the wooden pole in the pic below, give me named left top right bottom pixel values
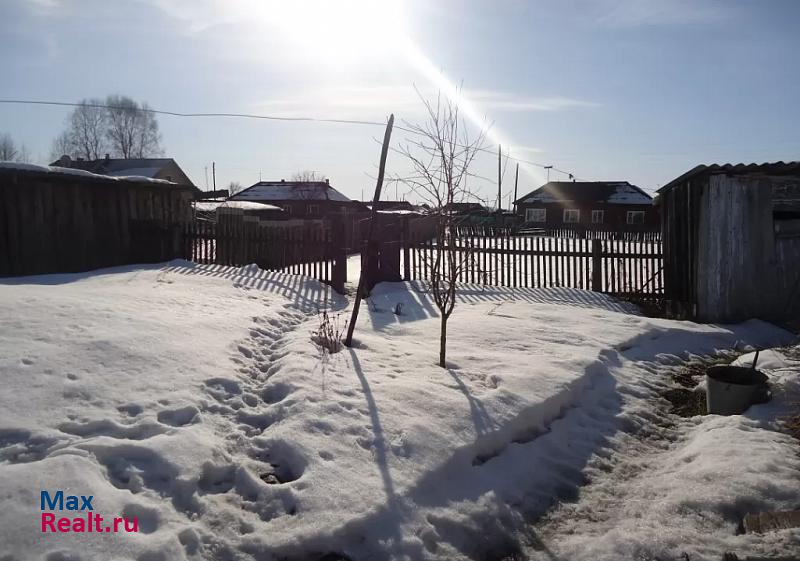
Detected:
left=513, top=162, right=519, bottom=214
left=497, top=144, right=502, bottom=213
left=345, top=114, right=395, bottom=348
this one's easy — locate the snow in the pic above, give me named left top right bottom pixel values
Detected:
left=193, top=201, right=283, bottom=212
left=0, top=161, right=175, bottom=184
left=0, top=262, right=797, bottom=560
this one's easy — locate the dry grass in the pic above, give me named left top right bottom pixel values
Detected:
left=311, top=310, right=348, bottom=354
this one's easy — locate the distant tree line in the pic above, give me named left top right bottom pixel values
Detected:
left=0, top=133, right=30, bottom=163
left=52, top=95, right=163, bottom=161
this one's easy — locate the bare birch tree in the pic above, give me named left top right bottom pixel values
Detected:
left=105, top=95, right=162, bottom=158
left=68, top=99, right=106, bottom=160
left=52, top=96, right=162, bottom=160
left=399, top=91, right=486, bottom=367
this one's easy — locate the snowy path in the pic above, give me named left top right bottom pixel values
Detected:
left=0, top=261, right=797, bottom=561
left=528, top=352, right=800, bottom=561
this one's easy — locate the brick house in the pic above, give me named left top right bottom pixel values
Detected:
left=514, top=181, right=658, bottom=232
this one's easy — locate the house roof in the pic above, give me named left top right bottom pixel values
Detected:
left=0, top=161, right=186, bottom=187
left=369, top=200, right=415, bottom=211
left=515, top=181, right=653, bottom=206
left=49, top=156, right=196, bottom=187
left=658, top=161, right=800, bottom=194
left=230, top=180, right=354, bottom=203
left=442, top=202, right=488, bottom=212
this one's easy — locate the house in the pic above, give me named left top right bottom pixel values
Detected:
left=657, top=162, right=800, bottom=322
left=369, top=200, right=415, bottom=211
left=442, top=202, right=489, bottom=215
left=51, top=155, right=198, bottom=190
left=229, top=179, right=368, bottom=218
left=514, top=181, right=657, bottom=231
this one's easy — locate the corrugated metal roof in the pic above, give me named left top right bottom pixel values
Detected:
left=658, top=161, right=800, bottom=193
left=230, top=181, right=353, bottom=203
left=515, top=181, right=652, bottom=205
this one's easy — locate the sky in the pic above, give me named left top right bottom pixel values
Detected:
left=1, top=0, right=799, bottom=204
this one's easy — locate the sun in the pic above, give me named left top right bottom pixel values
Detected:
left=259, top=0, right=407, bottom=66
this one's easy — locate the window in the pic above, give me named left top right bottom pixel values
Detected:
left=307, top=204, right=319, bottom=215
left=591, top=210, right=604, bottom=224
left=626, top=210, right=645, bottom=225
left=563, top=209, right=580, bottom=223
left=525, top=208, right=546, bottom=222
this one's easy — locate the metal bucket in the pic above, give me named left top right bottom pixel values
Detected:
left=705, top=365, right=769, bottom=415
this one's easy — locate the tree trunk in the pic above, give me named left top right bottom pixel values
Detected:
left=439, top=314, right=448, bottom=367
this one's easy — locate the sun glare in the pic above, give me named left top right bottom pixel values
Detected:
left=261, top=0, right=406, bottom=65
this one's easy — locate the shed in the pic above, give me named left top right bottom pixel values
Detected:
left=657, top=162, right=800, bottom=322
left=0, top=162, right=194, bottom=276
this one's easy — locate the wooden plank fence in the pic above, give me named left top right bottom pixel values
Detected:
left=407, top=234, right=664, bottom=295
left=454, top=223, right=661, bottom=242
left=183, top=216, right=347, bottom=293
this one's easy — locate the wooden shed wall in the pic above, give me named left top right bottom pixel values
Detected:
left=661, top=171, right=800, bottom=322
left=695, top=175, right=777, bottom=321
left=0, top=170, right=193, bottom=277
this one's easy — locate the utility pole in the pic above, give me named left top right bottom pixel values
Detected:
left=513, top=162, right=519, bottom=214
left=212, top=161, right=216, bottom=191
left=497, top=144, right=502, bottom=213
left=345, top=114, right=394, bottom=348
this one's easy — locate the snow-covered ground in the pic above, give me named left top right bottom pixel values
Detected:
left=0, top=262, right=798, bottom=561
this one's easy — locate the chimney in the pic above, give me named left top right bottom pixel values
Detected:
left=325, top=178, right=329, bottom=185
left=104, top=153, right=110, bottom=161
left=281, top=179, right=285, bottom=183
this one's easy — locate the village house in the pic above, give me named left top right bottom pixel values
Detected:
left=229, top=179, right=368, bottom=218
left=51, top=155, right=197, bottom=189
left=514, top=181, right=658, bottom=232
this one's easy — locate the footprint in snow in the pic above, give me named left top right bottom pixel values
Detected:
left=157, top=405, right=200, bottom=427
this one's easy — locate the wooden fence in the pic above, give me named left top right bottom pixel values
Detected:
left=0, top=168, right=193, bottom=277
left=454, top=223, right=661, bottom=242
left=407, top=234, right=664, bottom=295
left=183, top=216, right=347, bottom=293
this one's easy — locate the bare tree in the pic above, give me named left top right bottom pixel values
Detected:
left=0, top=133, right=30, bottom=162
left=50, top=131, right=74, bottom=161
left=52, top=95, right=162, bottom=161
left=50, top=98, right=107, bottom=161
left=399, top=91, right=486, bottom=367
left=0, top=133, right=18, bottom=161
left=228, top=181, right=244, bottom=195
left=105, top=95, right=162, bottom=158
left=291, top=170, right=324, bottom=182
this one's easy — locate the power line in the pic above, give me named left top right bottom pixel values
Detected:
left=0, top=97, right=589, bottom=182
left=0, top=98, right=388, bottom=128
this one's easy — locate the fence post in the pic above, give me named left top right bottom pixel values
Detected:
left=331, top=218, right=347, bottom=294
left=402, top=216, right=411, bottom=281
left=591, top=239, right=603, bottom=292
